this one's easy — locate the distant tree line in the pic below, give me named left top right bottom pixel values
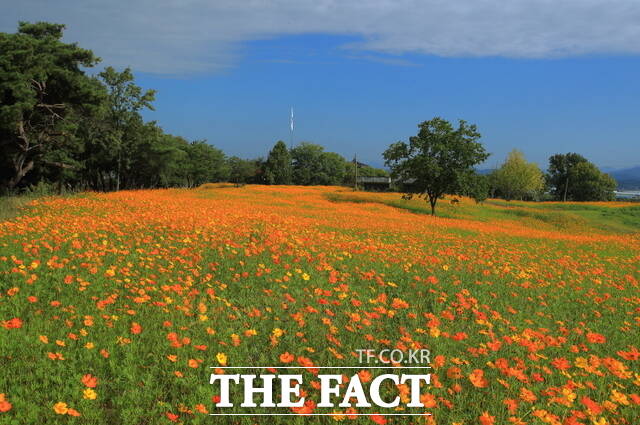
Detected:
left=1, top=22, right=616, bottom=206
left=383, top=118, right=617, bottom=215
left=0, top=22, right=385, bottom=194
left=484, top=151, right=616, bottom=202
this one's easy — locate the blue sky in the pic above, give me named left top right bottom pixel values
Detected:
left=3, top=1, right=640, bottom=169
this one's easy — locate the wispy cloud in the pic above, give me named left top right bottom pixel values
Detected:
left=3, top=0, right=640, bottom=75
left=344, top=54, right=422, bottom=67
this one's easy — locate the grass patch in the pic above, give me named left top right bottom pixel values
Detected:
left=0, top=195, right=38, bottom=221
left=324, top=192, right=457, bottom=218
left=326, top=191, right=640, bottom=234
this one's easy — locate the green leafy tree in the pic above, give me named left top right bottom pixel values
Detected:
left=98, top=66, right=156, bottom=191
left=291, top=143, right=346, bottom=185
left=547, top=153, right=617, bottom=201
left=465, top=173, right=490, bottom=204
left=0, top=22, right=103, bottom=190
left=493, top=149, right=545, bottom=200
left=228, top=156, right=257, bottom=186
left=185, top=140, right=228, bottom=187
left=383, top=117, right=489, bottom=215
left=264, top=141, right=292, bottom=185
left=125, top=123, right=188, bottom=188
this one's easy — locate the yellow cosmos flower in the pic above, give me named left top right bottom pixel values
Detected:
left=83, top=389, right=97, bottom=400
left=216, top=352, right=228, bottom=366
left=53, top=402, right=68, bottom=414
left=610, top=389, right=629, bottom=405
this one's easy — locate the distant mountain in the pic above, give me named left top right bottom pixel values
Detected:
left=609, top=166, right=640, bottom=190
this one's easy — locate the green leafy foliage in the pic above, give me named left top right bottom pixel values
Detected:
left=492, top=149, right=545, bottom=201
left=383, top=117, right=490, bottom=215
left=290, top=143, right=347, bottom=185
left=264, top=141, right=292, bottom=185
left=228, top=157, right=259, bottom=186
left=0, top=22, right=233, bottom=193
left=464, top=173, right=490, bottom=204
left=0, top=22, right=103, bottom=190
left=547, top=153, right=617, bottom=201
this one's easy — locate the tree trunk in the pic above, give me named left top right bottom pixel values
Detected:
left=8, top=153, right=34, bottom=191
left=8, top=121, right=35, bottom=190
left=563, top=175, right=569, bottom=202
left=428, top=194, right=437, bottom=216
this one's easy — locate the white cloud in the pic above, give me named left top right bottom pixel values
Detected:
left=3, top=0, right=640, bottom=74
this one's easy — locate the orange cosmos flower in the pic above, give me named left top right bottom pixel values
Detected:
left=469, top=369, right=488, bottom=388
left=81, top=374, right=98, bottom=388
left=580, top=396, right=603, bottom=415
left=451, top=332, right=468, bottom=341
left=130, top=322, right=142, bottom=334
left=357, top=370, right=372, bottom=383
left=291, top=399, right=316, bottom=415
left=551, top=357, right=571, bottom=371
left=446, top=366, right=462, bottom=379
left=296, top=356, right=318, bottom=374
left=479, top=411, right=496, bottom=425
left=586, top=332, right=606, bottom=344
left=0, top=394, right=12, bottom=413
left=519, top=387, right=537, bottom=403
left=67, top=408, right=81, bottom=417
left=1, top=318, right=22, bottom=329
left=279, top=352, right=294, bottom=363
left=370, top=414, right=388, bottom=424
left=503, top=398, right=518, bottom=413
left=391, top=298, right=409, bottom=309
left=617, top=346, right=640, bottom=360
left=420, top=393, right=437, bottom=408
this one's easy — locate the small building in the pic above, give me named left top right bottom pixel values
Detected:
left=356, top=176, right=392, bottom=191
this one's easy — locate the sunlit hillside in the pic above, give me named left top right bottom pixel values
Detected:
left=1, top=186, right=639, bottom=424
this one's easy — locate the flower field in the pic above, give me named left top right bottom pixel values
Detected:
left=1, top=185, right=639, bottom=424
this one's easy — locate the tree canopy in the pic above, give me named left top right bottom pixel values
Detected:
left=290, top=143, right=347, bottom=186
left=383, top=117, right=489, bottom=215
left=0, top=22, right=103, bottom=190
left=0, top=22, right=236, bottom=193
left=547, top=153, right=616, bottom=201
left=264, top=141, right=292, bottom=185
left=492, top=149, right=545, bottom=201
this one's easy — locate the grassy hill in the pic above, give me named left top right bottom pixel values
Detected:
left=325, top=189, right=640, bottom=234
left=0, top=185, right=638, bottom=424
